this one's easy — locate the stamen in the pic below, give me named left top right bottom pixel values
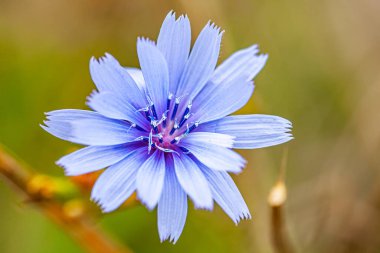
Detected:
left=178, top=101, right=192, bottom=128
left=157, top=111, right=168, bottom=126
left=150, top=103, right=158, bottom=120
left=137, top=106, right=150, bottom=121
left=148, top=130, right=153, bottom=154
left=126, top=123, right=136, bottom=133
left=167, top=93, right=173, bottom=111
left=161, top=110, right=169, bottom=128
left=147, top=96, right=158, bottom=119
left=153, top=133, right=164, bottom=143
left=134, top=124, right=145, bottom=131
left=187, top=121, right=200, bottom=133
left=171, top=97, right=180, bottom=121
left=179, top=147, right=190, bottom=154
left=155, top=145, right=179, bottom=155
left=179, top=112, right=192, bottom=128
left=170, top=136, right=181, bottom=144
left=169, top=119, right=179, bottom=135
left=150, top=119, right=159, bottom=133
left=134, top=136, right=149, bottom=142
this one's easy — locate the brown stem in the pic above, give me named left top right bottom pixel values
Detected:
left=0, top=145, right=133, bottom=253
left=268, top=147, right=295, bottom=253
left=270, top=204, right=294, bottom=253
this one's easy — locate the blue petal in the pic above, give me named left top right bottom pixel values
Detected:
left=197, top=115, right=293, bottom=149
left=173, top=154, right=213, bottom=209
left=211, top=45, right=268, bottom=84
left=198, top=163, right=251, bottom=223
left=57, top=144, right=139, bottom=176
left=191, top=76, right=254, bottom=123
left=136, top=150, right=166, bottom=210
left=44, top=109, right=104, bottom=121
left=89, top=53, right=147, bottom=108
left=157, top=11, right=191, bottom=93
left=158, top=154, right=188, bottom=243
left=137, top=38, right=169, bottom=116
left=183, top=132, right=235, bottom=148
left=91, top=147, right=147, bottom=212
left=42, top=109, right=140, bottom=145
left=70, top=118, right=140, bottom=145
left=125, top=68, right=145, bottom=91
left=180, top=139, right=246, bottom=174
left=87, top=91, right=150, bottom=130
left=176, top=22, right=223, bottom=101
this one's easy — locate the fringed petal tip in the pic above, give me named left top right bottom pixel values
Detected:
left=137, top=37, right=156, bottom=46
left=233, top=212, right=252, bottom=225
left=205, top=20, right=223, bottom=34
left=159, top=234, right=180, bottom=244
left=90, top=197, right=112, bottom=213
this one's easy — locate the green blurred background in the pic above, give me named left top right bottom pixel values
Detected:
left=1, top=0, right=380, bottom=252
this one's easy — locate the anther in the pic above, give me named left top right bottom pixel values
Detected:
left=170, top=136, right=181, bottom=144
left=148, top=130, right=153, bottom=154
left=134, top=136, right=149, bottom=142
left=134, top=124, right=145, bottom=131
left=157, top=111, right=168, bottom=125
left=178, top=101, right=192, bottom=128
left=150, top=103, right=158, bottom=120
left=167, top=93, right=173, bottom=111
left=147, top=97, right=158, bottom=120
left=180, top=147, right=190, bottom=154
left=179, top=113, right=192, bottom=128
left=153, top=133, right=164, bottom=143
left=169, top=119, right=179, bottom=135
left=150, top=120, right=159, bottom=133
left=187, top=121, right=200, bottom=133
left=171, top=97, right=180, bottom=121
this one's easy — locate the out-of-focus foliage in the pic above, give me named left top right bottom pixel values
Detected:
left=1, top=0, right=379, bottom=252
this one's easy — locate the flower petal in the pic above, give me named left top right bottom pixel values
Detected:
left=89, top=53, right=147, bottom=108
left=158, top=154, right=188, bottom=243
left=191, top=76, right=254, bottom=123
left=44, top=109, right=105, bottom=121
left=197, top=115, right=293, bottom=149
left=136, top=150, right=166, bottom=210
left=125, top=68, right=145, bottom=91
left=211, top=44, right=268, bottom=84
left=42, top=109, right=140, bottom=145
left=176, top=22, right=223, bottom=101
left=198, top=163, right=251, bottom=223
left=157, top=11, right=191, bottom=93
left=137, top=38, right=169, bottom=116
left=173, top=154, right=213, bottom=209
left=91, top=147, right=147, bottom=212
left=70, top=118, right=141, bottom=146
left=179, top=140, right=246, bottom=174
left=87, top=91, right=149, bottom=130
left=57, top=144, right=140, bottom=176
left=184, top=132, right=235, bottom=148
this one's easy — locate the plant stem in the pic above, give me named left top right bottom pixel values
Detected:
left=0, top=144, right=133, bottom=253
left=268, top=146, right=295, bottom=253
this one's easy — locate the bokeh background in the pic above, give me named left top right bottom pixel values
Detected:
left=1, top=0, right=380, bottom=252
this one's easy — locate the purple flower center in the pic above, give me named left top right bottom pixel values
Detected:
left=136, top=94, right=199, bottom=154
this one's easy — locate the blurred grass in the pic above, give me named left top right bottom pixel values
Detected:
left=1, top=0, right=380, bottom=252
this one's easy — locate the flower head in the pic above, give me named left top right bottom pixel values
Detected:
left=42, top=11, right=292, bottom=243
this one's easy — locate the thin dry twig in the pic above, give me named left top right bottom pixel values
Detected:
left=0, top=144, right=133, bottom=253
left=268, top=146, right=295, bottom=253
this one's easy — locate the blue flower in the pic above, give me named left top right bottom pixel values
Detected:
left=42, top=11, right=292, bottom=243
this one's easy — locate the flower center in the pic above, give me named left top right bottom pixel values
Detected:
left=136, top=94, right=199, bottom=153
